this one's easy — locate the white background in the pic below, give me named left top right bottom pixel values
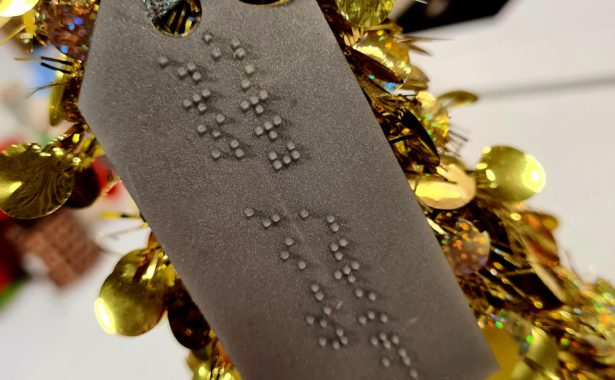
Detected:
left=0, top=0, right=614, bottom=379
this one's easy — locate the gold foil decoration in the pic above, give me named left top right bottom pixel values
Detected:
left=441, top=218, right=490, bottom=275
left=0, top=143, right=78, bottom=219
left=95, top=248, right=174, bottom=336
left=408, top=156, right=476, bottom=210
left=167, top=280, right=212, bottom=350
left=412, top=91, right=449, bottom=146
left=438, top=90, right=478, bottom=109
left=521, top=212, right=559, bottom=266
left=476, top=146, right=546, bottom=203
left=353, top=30, right=412, bottom=82
left=0, top=0, right=39, bottom=17
left=335, top=0, right=395, bottom=28
left=49, top=70, right=67, bottom=126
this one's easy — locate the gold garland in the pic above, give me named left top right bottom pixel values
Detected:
left=0, top=0, right=613, bottom=379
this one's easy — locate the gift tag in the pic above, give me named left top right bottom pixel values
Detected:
left=80, top=0, right=496, bottom=378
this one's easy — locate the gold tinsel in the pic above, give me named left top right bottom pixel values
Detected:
left=0, top=0, right=613, bottom=379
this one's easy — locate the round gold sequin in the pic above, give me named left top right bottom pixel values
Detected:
left=0, top=143, right=78, bottom=219
left=476, top=146, right=546, bottom=202
left=353, top=30, right=412, bottom=82
left=335, top=0, right=395, bottom=28
left=95, top=249, right=173, bottom=336
left=0, top=0, right=39, bottom=17
left=441, top=218, right=490, bottom=275
left=408, top=156, right=476, bottom=210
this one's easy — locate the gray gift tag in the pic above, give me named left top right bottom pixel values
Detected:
left=80, top=0, right=496, bottom=379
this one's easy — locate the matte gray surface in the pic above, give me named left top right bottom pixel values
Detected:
left=80, top=0, right=496, bottom=379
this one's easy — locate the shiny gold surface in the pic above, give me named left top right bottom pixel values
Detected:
left=409, top=156, right=476, bottom=210
left=353, top=30, right=412, bottom=81
left=335, top=0, right=395, bottom=28
left=49, top=70, right=67, bottom=126
left=476, top=146, right=546, bottom=202
left=0, top=143, right=78, bottom=219
left=412, top=91, right=449, bottom=146
left=441, top=218, right=490, bottom=275
left=0, top=0, right=39, bottom=17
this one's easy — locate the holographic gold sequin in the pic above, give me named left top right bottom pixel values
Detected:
left=335, top=0, right=395, bottom=28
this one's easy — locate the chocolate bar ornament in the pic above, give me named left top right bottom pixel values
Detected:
left=80, top=0, right=496, bottom=379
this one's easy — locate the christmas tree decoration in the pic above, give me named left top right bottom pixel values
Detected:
left=0, top=0, right=612, bottom=379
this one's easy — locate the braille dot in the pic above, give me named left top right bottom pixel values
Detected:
left=255, top=105, right=265, bottom=115
left=318, top=337, right=327, bottom=347
left=383, top=340, right=392, bottom=349
left=254, top=126, right=264, bottom=136
left=381, top=357, right=391, bottom=368
left=402, top=356, right=411, bottom=367
left=330, top=223, right=340, bottom=232
left=367, top=311, right=376, bottom=320
left=298, top=260, right=307, bottom=270
left=234, top=48, right=246, bottom=59
left=177, top=67, right=188, bottom=79
left=398, top=348, right=408, bottom=357
left=347, top=274, right=356, bottom=284
left=342, top=265, right=351, bottom=275
left=262, top=218, right=272, bottom=228
left=215, top=114, right=226, bottom=124
left=182, top=99, right=193, bottom=109
left=271, top=213, right=281, bottom=223
left=196, top=124, right=208, bottom=135
left=333, top=252, right=343, bottom=262
left=286, top=141, right=296, bottom=151
left=234, top=149, right=245, bottom=159
left=326, top=215, right=336, bottom=224
left=230, top=38, right=241, bottom=49
left=229, top=139, right=240, bottom=149
left=211, top=47, right=222, bottom=59
left=272, top=160, right=283, bottom=171
left=391, top=334, right=399, bottom=345
left=240, top=79, right=251, bottom=90
left=197, top=103, right=207, bottom=114
left=211, top=149, right=221, bottom=160
left=380, top=314, right=389, bottom=324
left=285, top=237, right=294, bottom=246
left=158, top=56, right=169, bottom=68
left=244, top=208, right=255, bottom=218
left=186, top=62, right=197, bottom=73
left=264, top=121, right=274, bottom=131
left=310, top=284, right=320, bottom=293
left=351, top=261, right=360, bottom=270
left=280, top=251, right=290, bottom=260
left=299, top=209, right=309, bottom=219
left=319, top=319, right=327, bottom=328
left=358, top=315, right=367, bottom=325
left=290, top=150, right=301, bottom=160
left=268, top=151, right=278, bottom=161
left=268, top=130, right=278, bottom=141
left=315, top=292, right=324, bottom=301
left=259, top=90, right=269, bottom=101
left=212, top=130, right=221, bottom=139
left=306, top=315, right=315, bottom=325
left=370, top=337, right=379, bottom=347
left=338, top=238, right=348, bottom=247
left=333, top=270, right=343, bottom=280
left=323, top=306, right=332, bottom=316
left=282, top=155, right=291, bottom=165
left=249, top=96, right=259, bottom=106
left=201, top=88, right=212, bottom=99
left=244, top=64, right=255, bottom=76
left=341, top=336, right=349, bottom=346
left=368, top=292, right=377, bottom=302
left=192, top=94, right=202, bottom=104
left=329, top=242, right=339, bottom=252
left=331, top=341, right=340, bottom=350
left=272, top=115, right=283, bottom=126
left=354, top=288, right=364, bottom=298
left=202, top=32, right=213, bottom=43
left=192, top=72, right=202, bottom=82
left=379, top=332, right=388, bottom=342
left=410, top=369, right=418, bottom=378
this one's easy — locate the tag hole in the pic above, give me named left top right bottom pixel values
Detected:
left=146, top=0, right=202, bottom=37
